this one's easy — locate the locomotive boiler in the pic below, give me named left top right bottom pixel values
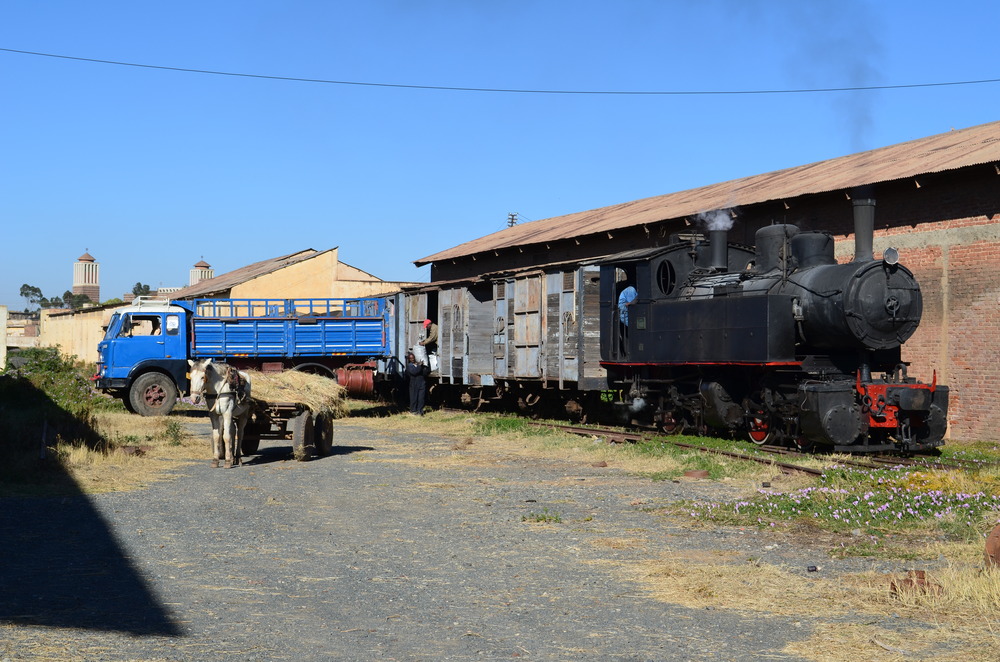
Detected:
left=600, top=199, right=948, bottom=451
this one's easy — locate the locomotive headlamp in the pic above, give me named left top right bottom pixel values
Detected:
left=883, top=246, right=900, bottom=265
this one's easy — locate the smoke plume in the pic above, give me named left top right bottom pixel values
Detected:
left=696, top=209, right=734, bottom=232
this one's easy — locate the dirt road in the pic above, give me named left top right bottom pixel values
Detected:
left=0, top=415, right=923, bottom=661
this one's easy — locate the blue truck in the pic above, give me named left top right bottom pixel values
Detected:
left=94, top=297, right=392, bottom=417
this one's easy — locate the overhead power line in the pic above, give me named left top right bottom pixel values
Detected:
left=3, top=47, right=999, bottom=96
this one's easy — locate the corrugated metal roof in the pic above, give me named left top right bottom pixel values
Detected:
left=416, top=120, right=1000, bottom=266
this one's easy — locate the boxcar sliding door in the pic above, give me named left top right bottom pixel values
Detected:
left=512, top=273, right=543, bottom=379
left=545, top=270, right=580, bottom=388
left=466, top=284, right=493, bottom=385
left=493, top=280, right=509, bottom=378
left=405, top=292, right=428, bottom=357
left=439, top=288, right=464, bottom=384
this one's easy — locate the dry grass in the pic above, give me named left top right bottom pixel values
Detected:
left=44, top=411, right=204, bottom=494
left=595, top=546, right=1000, bottom=660
left=339, top=410, right=788, bottom=487
left=591, top=536, right=647, bottom=551
left=245, top=369, right=348, bottom=418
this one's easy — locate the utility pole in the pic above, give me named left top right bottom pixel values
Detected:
left=507, top=212, right=518, bottom=227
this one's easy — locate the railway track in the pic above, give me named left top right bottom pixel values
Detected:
left=442, top=407, right=985, bottom=477
left=527, top=422, right=825, bottom=477
left=524, top=420, right=987, bottom=478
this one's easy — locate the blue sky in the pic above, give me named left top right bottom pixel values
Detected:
left=2, top=1, right=998, bottom=309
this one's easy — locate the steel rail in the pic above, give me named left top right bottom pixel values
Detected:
left=529, top=422, right=825, bottom=476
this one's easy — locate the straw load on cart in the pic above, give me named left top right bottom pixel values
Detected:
left=242, top=370, right=349, bottom=461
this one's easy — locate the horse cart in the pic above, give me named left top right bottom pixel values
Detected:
left=242, top=398, right=337, bottom=461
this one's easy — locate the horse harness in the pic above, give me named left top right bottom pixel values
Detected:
left=196, top=364, right=250, bottom=410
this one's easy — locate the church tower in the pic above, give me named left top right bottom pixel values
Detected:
left=189, top=259, right=214, bottom=286
left=72, top=251, right=100, bottom=303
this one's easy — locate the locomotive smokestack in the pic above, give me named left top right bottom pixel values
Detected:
left=710, top=229, right=728, bottom=270
left=852, top=197, right=876, bottom=262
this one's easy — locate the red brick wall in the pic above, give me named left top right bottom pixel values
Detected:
left=837, top=213, right=1000, bottom=441
left=936, top=230, right=1000, bottom=441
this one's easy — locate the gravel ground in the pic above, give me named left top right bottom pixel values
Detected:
left=0, top=416, right=928, bottom=661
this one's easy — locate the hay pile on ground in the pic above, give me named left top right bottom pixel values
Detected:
left=244, top=370, right=349, bottom=419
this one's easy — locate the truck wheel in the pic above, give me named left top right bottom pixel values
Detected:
left=122, top=394, right=137, bottom=414
left=291, top=411, right=315, bottom=461
left=315, top=413, right=334, bottom=456
left=129, top=373, right=178, bottom=416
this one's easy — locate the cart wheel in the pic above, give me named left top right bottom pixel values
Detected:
left=291, top=411, right=315, bottom=461
left=241, top=436, right=261, bottom=455
left=315, top=414, right=334, bottom=457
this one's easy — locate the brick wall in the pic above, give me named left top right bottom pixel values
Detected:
left=934, top=232, right=1000, bottom=440
left=826, top=176, right=1000, bottom=441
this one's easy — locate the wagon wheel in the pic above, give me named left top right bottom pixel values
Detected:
left=241, top=435, right=261, bottom=455
left=291, top=410, right=316, bottom=461
left=746, top=415, right=775, bottom=445
left=241, top=414, right=268, bottom=455
left=314, top=413, right=334, bottom=457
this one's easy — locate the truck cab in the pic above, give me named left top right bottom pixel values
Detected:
left=95, top=298, right=193, bottom=415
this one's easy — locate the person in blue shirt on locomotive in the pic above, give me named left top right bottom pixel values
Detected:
left=618, top=283, right=638, bottom=326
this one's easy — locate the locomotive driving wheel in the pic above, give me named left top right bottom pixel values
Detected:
left=659, top=411, right=685, bottom=435
left=746, top=415, right=774, bottom=445
left=793, top=436, right=814, bottom=452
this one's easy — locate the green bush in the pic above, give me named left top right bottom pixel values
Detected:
left=0, top=347, right=108, bottom=469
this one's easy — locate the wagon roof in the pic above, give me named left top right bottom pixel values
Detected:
left=415, top=120, right=1000, bottom=267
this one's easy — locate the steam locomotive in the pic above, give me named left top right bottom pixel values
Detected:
left=596, top=198, right=947, bottom=451
left=388, top=198, right=948, bottom=453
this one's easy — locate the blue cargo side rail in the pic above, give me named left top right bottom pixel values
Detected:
left=190, top=298, right=391, bottom=358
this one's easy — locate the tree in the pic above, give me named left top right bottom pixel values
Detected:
left=132, top=282, right=151, bottom=297
left=44, top=294, right=65, bottom=309
left=19, top=284, right=44, bottom=311
left=19, top=284, right=65, bottom=311
left=19, top=283, right=94, bottom=311
left=62, top=291, right=92, bottom=310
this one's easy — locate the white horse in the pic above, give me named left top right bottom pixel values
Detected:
left=188, top=359, right=253, bottom=468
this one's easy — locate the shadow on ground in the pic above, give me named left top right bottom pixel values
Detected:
left=347, top=402, right=404, bottom=418
left=0, top=379, right=182, bottom=636
left=240, top=443, right=375, bottom=466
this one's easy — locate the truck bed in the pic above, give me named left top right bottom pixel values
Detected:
left=189, top=298, right=390, bottom=358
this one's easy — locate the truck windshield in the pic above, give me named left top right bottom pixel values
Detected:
left=119, top=314, right=162, bottom=337
left=103, top=313, right=121, bottom=340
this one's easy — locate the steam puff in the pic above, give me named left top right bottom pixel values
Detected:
left=696, top=209, right=734, bottom=231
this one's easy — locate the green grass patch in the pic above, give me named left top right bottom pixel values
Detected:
left=681, top=462, right=1000, bottom=545
left=522, top=507, right=562, bottom=523
left=163, top=419, right=184, bottom=446
left=939, top=440, right=1000, bottom=465
left=472, top=415, right=555, bottom=437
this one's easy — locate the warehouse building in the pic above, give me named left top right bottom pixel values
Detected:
left=416, top=121, right=1000, bottom=441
